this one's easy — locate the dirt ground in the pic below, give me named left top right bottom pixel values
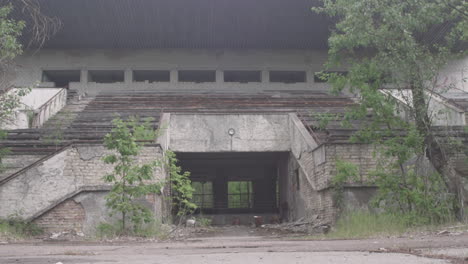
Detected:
left=1, top=226, right=467, bottom=264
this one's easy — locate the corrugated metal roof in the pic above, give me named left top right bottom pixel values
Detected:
left=15, top=0, right=331, bottom=49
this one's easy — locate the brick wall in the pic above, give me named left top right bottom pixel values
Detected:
left=34, top=199, right=85, bottom=233
left=287, top=143, right=380, bottom=224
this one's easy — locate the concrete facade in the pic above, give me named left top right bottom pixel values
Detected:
left=12, top=49, right=331, bottom=95
left=0, top=144, right=165, bottom=235
left=162, top=113, right=379, bottom=225
left=167, top=114, right=290, bottom=152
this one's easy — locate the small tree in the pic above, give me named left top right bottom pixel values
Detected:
left=102, top=117, right=163, bottom=233
left=166, top=150, right=197, bottom=223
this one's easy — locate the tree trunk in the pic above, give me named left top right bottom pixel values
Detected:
left=412, top=82, right=466, bottom=220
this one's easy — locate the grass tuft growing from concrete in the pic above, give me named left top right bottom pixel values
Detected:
left=324, top=211, right=408, bottom=239
left=96, top=220, right=171, bottom=240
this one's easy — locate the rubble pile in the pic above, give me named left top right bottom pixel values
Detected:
left=262, top=216, right=330, bottom=234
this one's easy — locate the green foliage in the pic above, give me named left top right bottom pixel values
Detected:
left=196, top=217, right=212, bottom=227
left=312, top=112, right=341, bottom=130
left=332, top=160, right=360, bottom=209
left=0, top=4, right=28, bottom=172
left=0, top=87, right=31, bottom=172
left=134, top=220, right=171, bottom=239
left=96, top=220, right=170, bottom=240
left=95, top=222, right=120, bottom=239
left=102, top=117, right=163, bottom=233
left=370, top=167, right=455, bottom=225
left=0, top=130, right=9, bottom=173
left=0, top=4, right=25, bottom=63
left=325, top=210, right=408, bottom=239
left=0, top=215, right=43, bottom=239
left=166, top=150, right=197, bottom=220
left=314, top=0, right=466, bottom=220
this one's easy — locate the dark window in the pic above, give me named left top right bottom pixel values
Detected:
left=269, top=71, right=306, bottom=83
left=133, top=70, right=170, bottom=82
left=313, top=71, right=348, bottom=83
left=178, top=70, right=216, bottom=83
left=192, top=182, right=214, bottom=209
left=224, top=70, right=261, bottom=83
left=88, top=70, right=124, bottom=83
left=228, top=181, right=253, bottom=208
left=42, top=70, right=81, bottom=87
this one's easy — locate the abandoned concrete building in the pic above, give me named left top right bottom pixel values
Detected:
left=0, top=0, right=467, bottom=234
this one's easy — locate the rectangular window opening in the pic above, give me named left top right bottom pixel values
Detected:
left=228, top=181, right=253, bottom=209
left=269, top=70, right=306, bottom=83
left=224, top=70, right=261, bottom=83
left=42, top=70, right=81, bottom=88
left=178, top=70, right=216, bottom=83
left=88, top=70, right=124, bottom=83
left=192, top=181, right=214, bottom=209
left=133, top=70, right=170, bottom=83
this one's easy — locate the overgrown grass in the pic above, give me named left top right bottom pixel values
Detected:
left=320, top=210, right=463, bottom=239
left=325, top=211, right=408, bottom=239
left=0, top=218, right=43, bottom=240
left=96, top=221, right=170, bottom=240
left=196, top=217, right=212, bottom=227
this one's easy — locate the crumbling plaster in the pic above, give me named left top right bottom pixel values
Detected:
left=0, top=145, right=164, bottom=224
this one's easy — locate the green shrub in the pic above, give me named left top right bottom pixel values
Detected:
left=134, top=221, right=170, bottom=240
left=326, top=210, right=408, bottom=239
left=0, top=216, right=43, bottom=239
left=196, top=217, right=212, bottom=227
left=96, top=221, right=170, bottom=240
left=96, top=222, right=121, bottom=239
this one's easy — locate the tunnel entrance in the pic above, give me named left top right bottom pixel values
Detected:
left=176, top=152, right=289, bottom=225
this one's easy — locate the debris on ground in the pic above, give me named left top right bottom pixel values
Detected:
left=45, top=230, right=85, bottom=241
left=261, top=216, right=330, bottom=234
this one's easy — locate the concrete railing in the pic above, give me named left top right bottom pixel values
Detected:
left=31, top=88, right=67, bottom=128
left=1, top=88, right=68, bottom=129
left=381, top=89, right=466, bottom=126
left=288, top=113, right=323, bottom=190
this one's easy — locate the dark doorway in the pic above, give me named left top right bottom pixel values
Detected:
left=176, top=152, right=288, bottom=224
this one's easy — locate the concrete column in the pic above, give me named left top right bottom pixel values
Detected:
left=261, top=70, right=269, bottom=83
left=124, top=69, right=132, bottom=84
left=80, top=69, right=88, bottom=83
left=307, top=69, right=315, bottom=84
left=170, top=70, right=178, bottom=83
left=216, top=70, right=223, bottom=84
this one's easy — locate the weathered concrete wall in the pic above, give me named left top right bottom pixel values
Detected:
left=437, top=56, right=468, bottom=94
left=165, top=113, right=380, bottom=224
left=33, top=191, right=161, bottom=235
left=168, top=114, right=290, bottom=152
left=0, top=148, right=75, bottom=219
left=0, top=155, right=44, bottom=181
left=286, top=114, right=381, bottom=223
left=0, top=144, right=165, bottom=234
left=12, top=49, right=331, bottom=95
